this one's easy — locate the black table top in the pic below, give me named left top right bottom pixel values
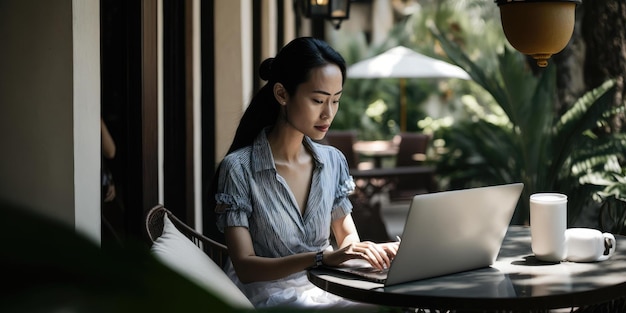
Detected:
left=308, top=226, right=626, bottom=311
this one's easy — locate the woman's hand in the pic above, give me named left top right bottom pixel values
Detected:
left=323, top=241, right=400, bottom=270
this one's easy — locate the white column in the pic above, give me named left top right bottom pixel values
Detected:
left=371, top=0, right=394, bottom=46
left=261, top=0, right=277, bottom=61
left=191, top=0, right=202, bottom=230
left=73, top=0, right=102, bottom=242
left=0, top=0, right=101, bottom=243
left=158, top=0, right=165, bottom=208
left=283, top=0, right=296, bottom=45
left=214, top=1, right=253, bottom=162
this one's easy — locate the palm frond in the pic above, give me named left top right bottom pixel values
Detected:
left=429, top=24, right=510, bottom=111
left=428, top=24, right=623, bottom=225
left=556, top=79, right=616, bottom=131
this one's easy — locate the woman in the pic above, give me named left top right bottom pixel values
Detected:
left=209, top=37, right=398, bottom=308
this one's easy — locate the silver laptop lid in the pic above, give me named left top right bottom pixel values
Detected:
left=385, top=183, right=524, bottom=286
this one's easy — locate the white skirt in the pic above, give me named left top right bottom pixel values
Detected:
left=224, top=261, right=379, bottom=310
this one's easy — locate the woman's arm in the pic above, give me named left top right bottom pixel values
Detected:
left=225, top=226, right=320, bottom=283
left=225, top=214, right=399, bottom=283
left=330, top=213, right=361, bottom=248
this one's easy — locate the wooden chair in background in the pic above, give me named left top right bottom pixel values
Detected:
left=321, top=130, right=360, bottom=169
left=390, top=132, right=437, bottom=201
left=394, top=132, right=430, bottom=167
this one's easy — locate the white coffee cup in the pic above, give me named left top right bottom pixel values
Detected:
left=565, top=228, right=616, bottom=262
left=530, top=193, right=567, bottom=262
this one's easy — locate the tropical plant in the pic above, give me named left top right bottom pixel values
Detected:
left=332, top=33, right=433, bottom=140
left=587, top=166, right=626, bottom=235
left=429, top=25, right=626, bottom=226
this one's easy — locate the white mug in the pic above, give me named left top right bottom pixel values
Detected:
left=565, top=228, right=616, bottom=262
left=530, top=193, right=567, bottom=262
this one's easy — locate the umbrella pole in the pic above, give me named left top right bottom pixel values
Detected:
left=400, top=78, right=407, bottom=132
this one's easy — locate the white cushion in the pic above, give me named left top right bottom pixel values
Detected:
left=150, top=214, right=253, bottom=309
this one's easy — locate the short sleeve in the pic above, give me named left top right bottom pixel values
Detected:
left=331, top=150, right=355, bottom=220
left=214, top=157, right=253, bottom=232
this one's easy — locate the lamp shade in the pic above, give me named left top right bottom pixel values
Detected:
left=302, top=0, right=350, bottom=29
left=330, top=0, right=350, bottom=19
left=305, top=0, right=331, bottom=18
left=496, top=0, right=582, bottom=67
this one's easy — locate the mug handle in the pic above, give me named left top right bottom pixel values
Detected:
left=597, top=233, right=616, bottom=261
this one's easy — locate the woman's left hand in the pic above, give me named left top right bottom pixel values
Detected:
left=324, top=241, right=399, bottom=270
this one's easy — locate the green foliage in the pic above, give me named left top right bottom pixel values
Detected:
left=585, top=164, right=626, bottom=234
left=0, top=202, right=238, bottom=313
left=332, top=24, right=445, bottom=139
left=332, top=0, right=625, bottom=227
left=0, top=202, right=408, bottom=313
left=430, top=25, right=625, bottom=225
left=332, top=0, right=507, bottom=139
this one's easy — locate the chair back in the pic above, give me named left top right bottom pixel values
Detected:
left=390, top=133, right=436, bottom=201
left=145, top=204, right=228, bottom=267
left=323, top=130, right=359, bottom=169
left=395, top=132, right=430, bottom=167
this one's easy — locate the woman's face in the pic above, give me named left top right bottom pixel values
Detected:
left=285, top=63, right=343, bottom=141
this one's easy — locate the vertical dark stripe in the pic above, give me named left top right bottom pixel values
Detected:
left=163, top=0, right=188, bottom=221
left=100, top=0, right=146, bottom=242
left=140, top=0, right=159, bottom=225
left=294, top=0, right=303, bottom=37
left=184, top=0, right=195, bottom=224
left=201, top=0, right=222, bottom=243
left=312, top=18, right=325, bottom=40
left=276, top=0, right=284, bottom=50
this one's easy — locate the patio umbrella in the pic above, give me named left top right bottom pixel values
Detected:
left=347, top=46, right=471, bottom=131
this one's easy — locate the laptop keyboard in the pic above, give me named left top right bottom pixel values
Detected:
left=356, top=266, right=389, bottom=275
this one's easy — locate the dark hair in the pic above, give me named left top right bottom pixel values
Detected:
left=230, top=37, right=346, bottom=154
left=205, top=37, right=346, bottom=242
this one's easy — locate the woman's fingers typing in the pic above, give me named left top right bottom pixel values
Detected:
left=324, top=241, right=400, bottom=270
left=351, top=241, right=396, bottom=270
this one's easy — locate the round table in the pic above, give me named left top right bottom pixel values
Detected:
left=353, top=140, right=398, bottom=168
left=308, top=226, right=626, bottom=312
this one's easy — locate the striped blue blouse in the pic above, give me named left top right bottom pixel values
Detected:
left=215, top=128, right=355, bottom=258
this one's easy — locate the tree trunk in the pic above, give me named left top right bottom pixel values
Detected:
left=549, top=1, right=626, bottom=131
left=581, top=0, right=626, bottom=132
left=552, top=4, right=586, bottom=116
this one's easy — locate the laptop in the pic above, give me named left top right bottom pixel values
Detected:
left=326, top=182, right=524, bottom=286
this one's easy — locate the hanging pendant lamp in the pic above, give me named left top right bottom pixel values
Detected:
left=496, top=0, right=582, bottom=67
